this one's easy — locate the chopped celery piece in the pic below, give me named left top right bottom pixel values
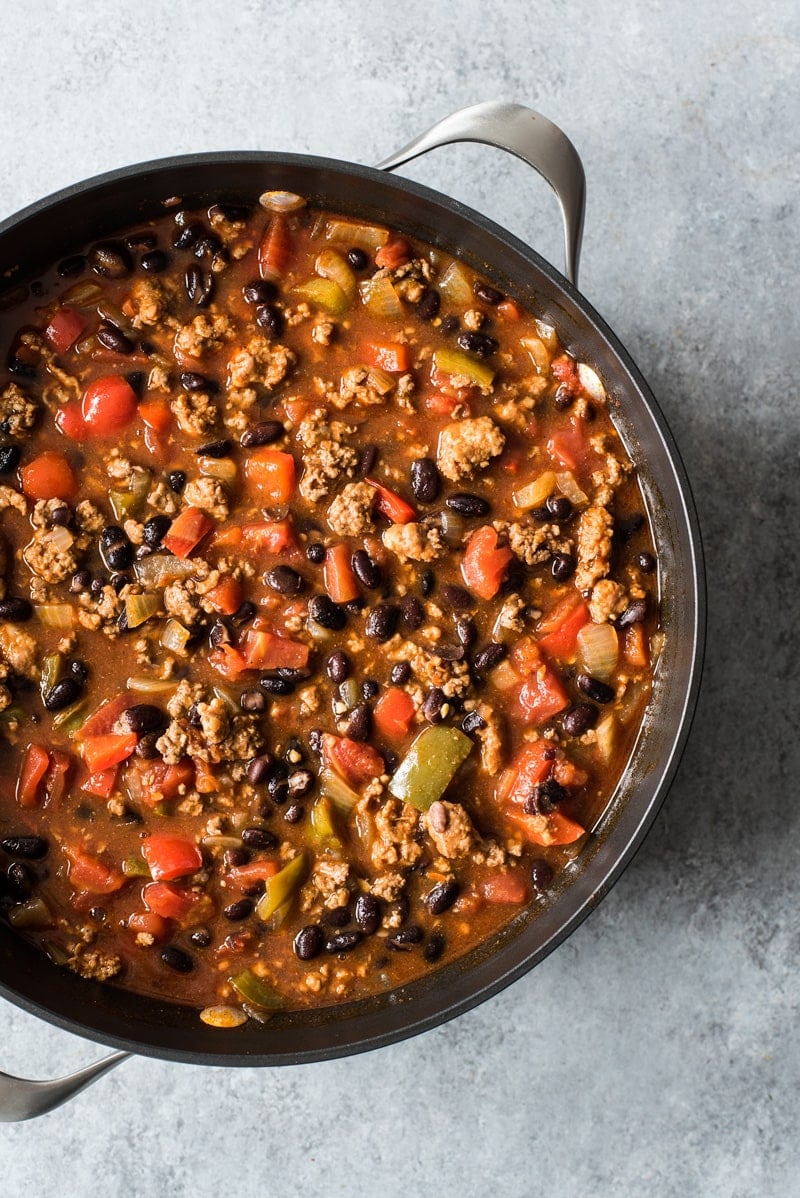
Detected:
left=161, top=618, right=191, bottom=654
left=315, top=248, right=357, bottom=301
left=229, top=969, right=286, bottom=1010
left=388, top=725, right=473, bottom=812
left=133, top=554, right=197, bottom=587
left=325, top=218, right=388, bottom=254
left=310, top=796, right=342, bottom=849
left=438, top=260, right=474, bottom=307
left=8, top=897, right=52, bottom=929
left=577, top=622, right=618, bottom=681
left=126, top=676, right=179, bottom=694
left=319, top=767, right=359, bottom=815
left=52, top=699, right=89, bottom=735
left=110, top=467, right=151, bottom=519
left=33, top=603, right=75, bottom=629
left=255, top=852, right=307, bottom=922
left=122, top=856, right=151, bottom=878
left=125, top=592, right=161, bottom=629
left=359, top=275, right=403, bottom=320
left=365, top=366, right=395, bottom=396
left=293, top=277, right=349, bottom=315
left=512, top=471, right=557, bottom=512
left=433, top=347, right=495, bottom=390
left=40, top=652, right=64, bottom=696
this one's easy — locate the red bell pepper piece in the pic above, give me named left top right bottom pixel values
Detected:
left=142, top=834, right=203, bottom=882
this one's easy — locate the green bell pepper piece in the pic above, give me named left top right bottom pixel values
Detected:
left=229, top=969, right=286, bottom=1010
left=433, top=347, right=495, bottom=390
left=255, top=852, right=307, bottom=922
left=388, top=725, right=473, bottom=811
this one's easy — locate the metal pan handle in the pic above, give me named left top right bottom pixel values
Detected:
left=377, top=100, right=586, bottom=287
left=0, top=1051, right=129, bottom=1121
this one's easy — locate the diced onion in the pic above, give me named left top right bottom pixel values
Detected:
left=125, top=592, right=162, bottom=629
left=201, top=834, right=244, bottom=850
left=535, top=319, right=558, bottom=349
left=555, top=471, right=588, bottom=506
left=320, top=767, right=360, bottom=815
left=161, top=618, right=191, bottom=654
left=489, top=660, right=521, bottom=691
left=513, top=471, right=556, bottom=511
left=33, top=603, right=75, bottom=629
left=520, top=336, right=550, bottom=374
left=359, top=275, right=403, bottom=320
left=293, top=277, right=349, bottom=315
left=134, top=554, right=197, bottom=586
left=365, top=367, right=395, bottom=396
left=594, top=714, right=617, bottom=764
left=315, top=249, right=357, bottom=302
left=325, top=219, right=388, bottom=253
left=438, top=260, right=474, bottom=307
left=258, top=190, right=307, bottom=213
left=61, top=280, right=103, bottom=307
left=577, top=622, right=619, bottom=680
left=577, top=362, right=606, bottom=402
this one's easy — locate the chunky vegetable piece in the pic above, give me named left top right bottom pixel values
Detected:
left=0, top=192, right=659, bottom=1021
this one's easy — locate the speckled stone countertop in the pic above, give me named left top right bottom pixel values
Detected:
left=1, top=2, right=798, bottom=1195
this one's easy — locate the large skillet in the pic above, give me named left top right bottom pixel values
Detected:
left=0, top=103, right=704, bottom=1113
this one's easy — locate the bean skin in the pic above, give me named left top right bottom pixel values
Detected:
left=240, top=420, right=285, bottom=448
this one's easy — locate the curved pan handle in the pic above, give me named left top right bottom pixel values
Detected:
left=0, top=1051, right=130, bottom=1121
left=377, top=100, right=586, bottom=287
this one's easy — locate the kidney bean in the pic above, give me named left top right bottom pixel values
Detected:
left=425, top=880, right=460, bottom=915
left=96, top=323, right=134, bottom=354
left=387, top=925, right=424, bottom=950
left=0, top=597, right=32, bottom=622
left=309, top=594, right=347, bottom=631
left=576, top=673, right=615, bottom=704
left=246, top=754, right=273, bottom=786
left=294, top=924, right=325, bottom=960
left=1, top=835, right=48, bottom=859
left=456, top=615, right=477, bottom=647
left=358, top=443, right=379, bottom=476
left=121, top=704, right=167, bottom=735
left=325, top=930, right=362, bottom=954
left=354, top=893, right=381, bottom=935
left=562, top=703, right=598, bottom=736
left=411, top=457, right=441, bottom=503
left=422, top=687, right=446, bottom=724
left=196, top=438, right=231, bottom=459
left=441, top=583, right=475, bottom=610
left=240, top=420, right=285, bottom=447
left=473, top=643, right=506, bottom=672
left=366, top=604, right=399, bottom=642
left=351, top=549, right=381, bottom=589
left=446, top=492, right=490, bottom=517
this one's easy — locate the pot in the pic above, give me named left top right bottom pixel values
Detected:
left=0, top=102, right=704, bottom=1098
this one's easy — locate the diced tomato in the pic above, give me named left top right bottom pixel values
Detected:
left=281, top=397, right=311, bottom=424
left=324, top=544, right=360, bottom=603
left=193, top=760, right=219, bottom=795
left=366, top=479, right=416, bottom=524
left=481, top=869, right=529, bottom=904
left=142, top=881, right=200, bottom=921
left=162, top=507, right=213, bottom=558
left=537, top=597, right=590, bottom=660
left=624, top=623, right=649, bottom=669
left=20, top=450, right=78, bottom=500
left=518, top=667, right=569, bottom=726
left=64, top=846, right=125, bottom=894
left=81, top=374, right=138, bottom=437
left=127, top=911, right=169, bottom=941
left=82, top=732, right=138, bottom=774
left=134, top=758, right=195, bottom=804
left=244, top=449, right=296, bottom=505
left=510, top=635, right=542, bottom=676
left=240, top=519, right=295, bottom=554
left=323, top=734, right=384, bottom=785
left=240, top=629, right=310, bottom=670
left=374, top=687, right=416, bottom=741
left=506, top=808, right=586, bottom=847
left=551, top=355, right=578, bottom=386
left=44, top=750, right=72, bottom=806
left=360, top=340, right=410, bottom=373
left=76, top=694, right=133, bottom=740
left=45, top=307, right=86, bottom=354
left=424, top=391, right=469, bottom=418
left=546, top=419, right=588, bottom=471
left=142, top=834, right=202, bottom=882
left=461, top=525, right=513, bottom=600
left=226, top=859, right=280, bottom=889
left=204, top=576, right=244, bottom=616
left=55, top=402, right=88, bottom=440
left=81, top=767, right=119, bottom=799
left=375, top=238, right=411, bottom=269
left=258, top=215, right=292, bottom=282
left=138, top=397, right=173, bottom=433
left=208, top=644, right=248, bottom=681
left=16, top=744, right=50, bottom=808
left=552, top=757, right=589, bottom=789
left=504, top=741, right=554, bottom=805
left=496, top=299, right=522, bottom=321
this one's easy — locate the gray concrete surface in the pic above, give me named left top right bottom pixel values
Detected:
left=1, top=1, right=798, bottom=1195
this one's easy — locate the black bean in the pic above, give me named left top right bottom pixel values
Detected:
left=196, top=438, right=231, bottom=459
left=179, top=371, right=209, bottom=392
left=354, top=893, right=381, bottom=935
left=306, top=542, right=326, bottom=565
left=90, top=242, right=130, bottom=278
left=161, top=945, right=194, bottom=973
left=224, top=847, right=251, bottom=873
left=441, top=314, right=460, bottom=334
left=410, top=457, right=441, bottom=504
left=209, top=620, right=231, bottom=647
left=417, top=288, right=441, bottom=321
left=618, top=599, right=647, bottom=627
left=434, top=643, right=465, bottom=662
left=122, top=704, right=167, bottom=735
left=441, top=583, right=475, bottom=610
left=172, top=221, right=204, bottom=250
left=142, top=514, right=171, bottom=548
left=135, top=731, right=161, bottom=759
left=240, top=688, right=266, bottom=713
left=0, top=597, right=32, bottom=622
left=422, top=687, right=446, bottom=724
left=99, top=526, right=133, bottom=572
left=184, top=264, right=212, bottom=307
left=473, top=279, right=504, bottom=305
left=344, top=702, right=371, bottom=743
left=347, top=247, right=368, bottom=270
left=246, top=754, right=273, bottom=786
left=294, top=924, right=325, bottom=960
left=325, top=930, right=362, bottom=954
left=562, top=703, right=598, bottom=736
left=456, top=330, right=498, bottom=358
left=1, top=835, right=48, bottom=859
left=0, top=444, right=21, bottom=474
left=420, top=569, right=435, bottom=598
left=530, top=859, right=555, bottom=893
left=6, top=356, right=36, bottom=380
left=89, top=574, right=106, bottom=596
left=456, top=616, right=477, bottom=647
left=242, top=279, right=277, bottom=304
left=255, top=304, right=283, bottom=336
left=425, top=879, right=460, bottom=915
left=637, top=551, right=656, bottom=574
left=401, top=596, right=424, bottom=630
left=267, top=763, right=290, bottom=804
left=325, top=650, right=350, bottom=685
left=189, top=928, right=212, bottom=948
left=576, top=673, right=615, bottom=704
left=351, top=549, right=381, bottom=589
left=210, top=202, right=251, bottom=223
left=168, top=470, right=186, bottom=493
left=446, top=492, right=490, bottom=518
left=140, top=249, right=169, bottom=273
left=194, top=232, right=223, bottom=259
left=69, top=569, right=91, bottom=594
left=288, top=769, right=315, bottom=798
left=260, top=675, right=294, bottom=696
left=57, top=254, right=87, bottom=277
left=231, top=601, right=256, bottom=626
left=546, top=494, right=573, bottom=522
left=240, top=420, right=285, bottom=448
left=473, top=642, right=506, bottom=672
left=96, top=323, right=134, bottom=354
left=366, top=604, right=399, bottom=642
left=283, top=804, right=304, bottom=824
left=387, top=925, right=424, bottom=950
left=6, top=861, right=33, bottom=900
left=240, top=827, right=278, bottom=851
left=551, top=553, right=576, bottom=582
left=617, top=513, right=644, bottom=542
left=69, top=659, right=89, bottom=683
left=424, top=932, right=445, bottom=963
left=43, top=677, right=81, bottom=712
left=308, top=593, right=345, bottom=631
left=223, top=898, right=254, bottom=921
left=323, top=905, right=350, bottom=927
left=461, top=710, right=486, bottom=735
left=553, top=383, right=574, bottom=410
left=265, top=565, right=304, bottom=596
left=362, top=678, right=379, bottom=700
left=390, top=661, right=411, bottom=685
left=523, top=778, right=568, bottom=815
